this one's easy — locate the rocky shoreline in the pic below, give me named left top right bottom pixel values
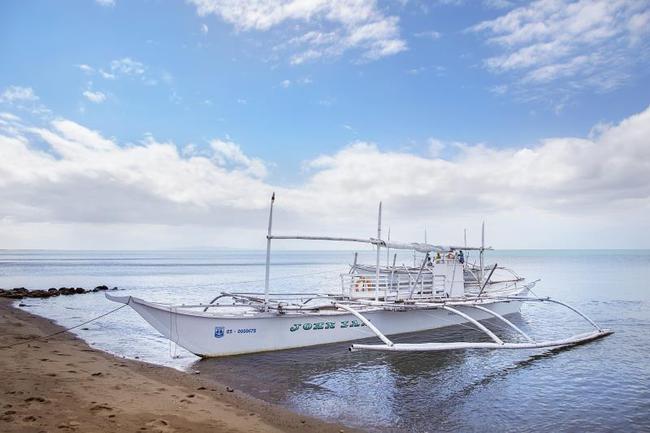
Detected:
left=0, top=285, right=118, bottom=299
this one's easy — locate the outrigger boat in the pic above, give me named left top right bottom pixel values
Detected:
left=107, top=194, right=612, bottom=357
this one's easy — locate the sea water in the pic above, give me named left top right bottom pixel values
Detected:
left=1, top=249, right=649, bottom=432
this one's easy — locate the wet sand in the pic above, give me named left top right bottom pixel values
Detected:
left=0, top=299, right=355, bottom=433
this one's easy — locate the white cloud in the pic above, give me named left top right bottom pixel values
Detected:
left=413, top=30, right=441, bottom=40
left=201, top=23, right=209, bottom=34
left=482, top=0, right=513, bottom=9
left=0, top=86, right=50, bottom=116
left=0, top=118, right=272, bottom=231
left=161, top=71, right=174, bottom=84
left=110, top=57, right=146, bottom=76
left=210, top=138, right=267, bottom=178
left=77, top=58, right=163, bottom=85
left=0, top=105, right=649, bottom=248
left=0, top=86, right=39, bottom=103
left=0, top=112, right=20, bottom=121
left=280, top=79, right=291, bottom=88
left=471, top=0, right=650, bottom=97
left=407, top=66, right=425, bottom=75
left=99, top=69, right=116, bottom=80
left=296, top=108, right=650, bottom=222
left=427, top=138, right=445, bottom=157
left=188, top=0, right=406, bottom=63
left=95, top=0, right=115, bottom=6
left=82, top=90, right=107, bottom=103
left=317, top=97, right=335, bottom=107
left=76, top=64, right=94, bottom=74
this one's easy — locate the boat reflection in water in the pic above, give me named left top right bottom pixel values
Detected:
left=192, top=310, right=581, bottom=431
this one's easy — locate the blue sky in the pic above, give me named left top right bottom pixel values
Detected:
left=1, top=0, right=650, bottom=249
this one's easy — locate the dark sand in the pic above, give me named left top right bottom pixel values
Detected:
left=0, top=299, right=356, bottom=433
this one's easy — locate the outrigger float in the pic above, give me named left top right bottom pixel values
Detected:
left=107, top=194, right=612, bottom=357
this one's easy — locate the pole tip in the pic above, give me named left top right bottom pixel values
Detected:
left=271, top=192, right=275, bottom=201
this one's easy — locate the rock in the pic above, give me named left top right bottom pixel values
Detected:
left=226, top=386, right=234, bottom=392
left=0, top=288, right=27, bottom=299
left=59, top=287, right=75, bottom=296
left=93, top=285, right=109, bottom=292
left=75, top=287, right=85, bottom=294
left=111, top=287, right=118, bottom=291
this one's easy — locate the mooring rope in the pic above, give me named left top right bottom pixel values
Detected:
left=0, top=302, right=129, bottom=350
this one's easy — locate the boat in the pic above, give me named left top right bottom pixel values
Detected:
left=107, top=194, right=612, bottom=357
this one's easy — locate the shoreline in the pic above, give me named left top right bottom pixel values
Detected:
left=0, top=299, right=356, bottom=433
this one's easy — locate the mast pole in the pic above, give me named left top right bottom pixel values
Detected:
left=479, top=221, right=485, bottom=284
left=264, top=192, right=275, bottom=307
left=375, top=202, right=382, bottom=302
left=386, top=227, right=391, bottom=267
left=390, top=253, right=397, bottom=295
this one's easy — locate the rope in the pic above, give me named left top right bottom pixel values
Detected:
left=0, top=302, right=129, bottom=350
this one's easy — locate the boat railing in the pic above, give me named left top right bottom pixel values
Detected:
left=340, top=273, right=447, bottom=300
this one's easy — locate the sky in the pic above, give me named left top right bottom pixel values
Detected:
left=1, top=0, right=650, bottom=250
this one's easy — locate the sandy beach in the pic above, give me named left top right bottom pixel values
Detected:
left=0, top=299, right=354, bottom=433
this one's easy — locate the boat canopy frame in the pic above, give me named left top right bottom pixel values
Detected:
left=262, top=193, right=493, bottom=305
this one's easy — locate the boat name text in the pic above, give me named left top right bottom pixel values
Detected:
left=289, top=320, right=366, bottom=332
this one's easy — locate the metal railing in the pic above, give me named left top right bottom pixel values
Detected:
left=340, top=273, right=447, bottom=300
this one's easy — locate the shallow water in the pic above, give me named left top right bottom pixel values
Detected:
left=2, top=249, right=649, bottom=432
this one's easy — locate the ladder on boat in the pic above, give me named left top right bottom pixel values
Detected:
left=334, top=297, right=613, bottom=352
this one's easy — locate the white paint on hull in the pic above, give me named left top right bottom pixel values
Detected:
left=117, top=295, right=526, bottom=357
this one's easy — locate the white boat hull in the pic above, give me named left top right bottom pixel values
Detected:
left=108, top=294, right=527, bottom=357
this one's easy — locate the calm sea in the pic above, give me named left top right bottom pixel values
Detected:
left=1, top=249, right=649, bottom=432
